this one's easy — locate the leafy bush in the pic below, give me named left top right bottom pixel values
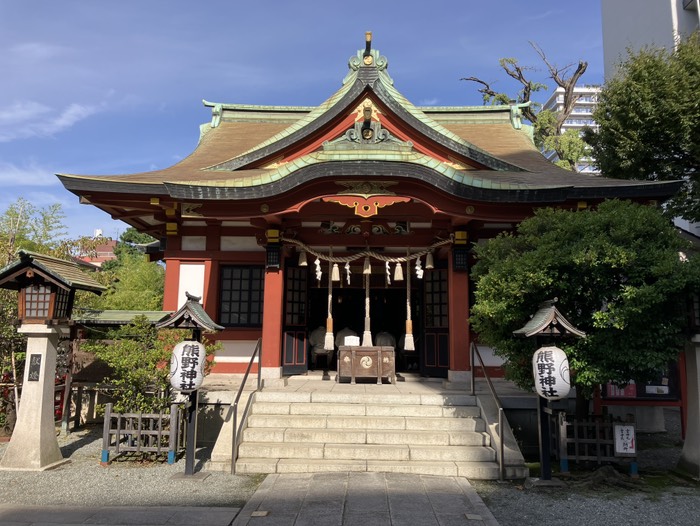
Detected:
left=82, top=316, right=217, bottom=413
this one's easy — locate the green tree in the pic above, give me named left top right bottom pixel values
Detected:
left=470, top=200, right=696, bottom=404
left=102, top=227, right=157, bottom=272
left=0, top=199, right=105, bottom=431
left=81, top=316, right=174, bottom=413
left=80, top=227, right=164, bottom=311
left=81, top=316, right=220, bottom=413
left=92, top=253, right=164, bottom=310
left=585, top=33, right=700, bottom=221
left=462, top=42, right=590, bottom=171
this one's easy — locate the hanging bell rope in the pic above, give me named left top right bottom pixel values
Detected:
left=363, top=256, right=371, bottom=275
left=362, top=272, right=373, bottom=346
left=404, top=248, right=415, bottom=351
left=324, top=252, right=334, bottom=350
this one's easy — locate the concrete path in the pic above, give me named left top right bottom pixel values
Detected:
left=232, top=472, right=500, bottom=526
left=0, top=473, right=500, bottom=526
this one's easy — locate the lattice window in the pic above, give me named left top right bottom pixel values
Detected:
left=424, top=269, right=448, bottom=328
left=53, top=288, right=70, bottom=319
left=285, top=267, right=308, bottom=326
left=24, top=285, right=51, bottom=319
left=219, top=266, right=264, bottom=327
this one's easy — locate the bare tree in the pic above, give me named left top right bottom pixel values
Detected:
left=462, top=42, right=589, bottom=171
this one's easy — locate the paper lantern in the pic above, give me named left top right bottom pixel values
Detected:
left=532, top=346, right=570, bottom=400
left=171, top=341, right=206, bottom=391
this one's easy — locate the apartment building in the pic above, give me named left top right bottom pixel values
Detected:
left=541, top=85, right=601, bottom=174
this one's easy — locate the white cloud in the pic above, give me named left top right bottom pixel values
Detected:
left=523, top=10, right=563, bottom=23
left=0, top=101, right=101, bottom=142
left=419, top=98, right=439, bottom=106
left=10, top=42, right=67, bottom=62
left=0, top=101, right=50, bottom=125
left=0, top=160, right=60, bottom=187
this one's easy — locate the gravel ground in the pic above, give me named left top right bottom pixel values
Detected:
left=1, top=408, right=698, bottom=526
left=0, top=427, right=263, bottom=508
left=472, top=407, right=700, bottom=526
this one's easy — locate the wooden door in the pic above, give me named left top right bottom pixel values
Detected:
left=422, top=269, right=449, bottom=378
left=282, top=266, right=309, bottom=375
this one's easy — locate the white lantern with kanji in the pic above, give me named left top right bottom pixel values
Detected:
left=170, top=340, right=206, bottom=391
left=532, top=346, right=570, bottom=400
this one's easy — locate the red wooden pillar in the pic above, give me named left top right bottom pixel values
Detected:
left=448, top=252, right=470, bottom=380
left=261, top=264, right=284, bottom=376
left=163, top=259, right=181, bottom=311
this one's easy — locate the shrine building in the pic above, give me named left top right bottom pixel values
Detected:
left=58, top=35, right=680, bottom=383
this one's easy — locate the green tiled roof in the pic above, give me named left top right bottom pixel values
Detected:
left=72, top=309, right=172, bottom=325
left=513, top=301, right=586, bottom=338
left=0, top=250, right=106, bottom=293
left=156, top=293, right=223, bottom=332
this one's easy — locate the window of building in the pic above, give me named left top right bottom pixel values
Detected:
left=219, top=266, right=264, bottom=327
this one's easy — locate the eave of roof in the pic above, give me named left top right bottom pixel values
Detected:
left=0, top=250, right=106, bottom=293
left=162, top=161, right=683, bottom=203
left=513, top=302, right=586, bottom=339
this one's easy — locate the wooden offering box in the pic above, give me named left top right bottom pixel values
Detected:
left=337, top=346, right=395, bottom=384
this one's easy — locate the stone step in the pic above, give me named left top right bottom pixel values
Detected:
left=237, top=442, right=496, bottom=463
left=246, top=414, right=484, bottom=431
left=254, top=390, right=476, bottom=407
left=227, top=458, right=522, bottom=479
left=241, top=427, right=490, bottom=446
left=213, top=385, right=529, bottom=481
left=251, top=401, right=481, bottom=418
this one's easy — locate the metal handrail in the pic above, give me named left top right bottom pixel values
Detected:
left=470, top=341, right=506, bottom=481
left=230, top=338, right=262, bottom=474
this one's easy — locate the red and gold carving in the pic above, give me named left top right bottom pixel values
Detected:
left=323, top=195, right=411, bottom=218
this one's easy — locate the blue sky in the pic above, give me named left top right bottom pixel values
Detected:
left=0, top=1, right=604, bottom=240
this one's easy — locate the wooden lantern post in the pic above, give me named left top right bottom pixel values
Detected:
left=513, top=299, right=585, bottom=481
left=156, top=292, right=223, bottom=479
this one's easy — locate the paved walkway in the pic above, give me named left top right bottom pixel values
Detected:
left=0, top=473, right=500, bottom=526
left=232, top=472, right=499, bottom=526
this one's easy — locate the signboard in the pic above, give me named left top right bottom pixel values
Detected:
left=614, top=424, right=636, bottom=457
left=532, top=346, right=570, bottom=400
left=27, top=353, right=42, bottom=382
left=170, top=341, right=205, bottom=391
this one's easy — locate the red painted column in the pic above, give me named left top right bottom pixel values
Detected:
left=261, top=265, right=284, bottom=375
left=163, top=259, right=181, bottom=311
left=448, top=253, right=471, bottom=376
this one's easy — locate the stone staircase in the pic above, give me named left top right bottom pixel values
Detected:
left=209, top=384, right=528, bottom=479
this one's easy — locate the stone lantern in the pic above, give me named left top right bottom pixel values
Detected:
left=0, top=250, right=105, bottom=470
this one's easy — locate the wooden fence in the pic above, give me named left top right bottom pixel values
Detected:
left=553, top=412, right=638, bottom=476
left=101, top=403, right=184, bottom=464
